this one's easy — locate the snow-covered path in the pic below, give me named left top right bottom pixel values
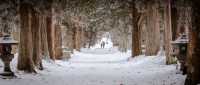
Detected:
left=0, top=48, right=185, bottom=85
left=69, top=48, right=129, bottom=63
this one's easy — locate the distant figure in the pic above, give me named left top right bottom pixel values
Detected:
left=101, top=41, right=105, bottom=48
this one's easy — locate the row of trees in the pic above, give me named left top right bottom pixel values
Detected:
left=0, top=0, right=199, bottom=84
left=132, top=0, right=172, bottom=61
left=61, top=0, right=132, bottom=51
left=0, top=0, right=133, bottom=73
left=18, top=0, right=65, bottom=72
left=131, top=0, right=200, bottom=84
left=132, top=0, right=191, bottom=63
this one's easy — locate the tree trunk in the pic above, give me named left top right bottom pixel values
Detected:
left=185, top=1, right=200, bottom=84
left=145, top=2, right=160, bottom=56
left=64, top=28, right=74, bottom=52
left=72, top=27, right=77, bottom=50
left=171, top=1, right=178, bottom=41
left=31, top=12, right=43, bottom=70
left=81, top=29, right=86, bottom=48
left=17, top=3, right=36, bottom=73
left=55, top=24, right=63, bottom=59
left=75, top=27, right=81, bottom=51
left=164, top=0, right=174, bottom=65
left=132, top=23, right=140, bottom=56
left=40, top=15, right=50, bottom=59
left=88, top=31, right=96, bottom=48
left=132, top=0, right=141, bottom=57
left=46, top=12, right=56, bottom=60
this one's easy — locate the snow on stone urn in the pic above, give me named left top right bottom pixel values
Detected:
left=0, top=35, right=18, bottom=78
left=171, top=33, right=188, bottom=74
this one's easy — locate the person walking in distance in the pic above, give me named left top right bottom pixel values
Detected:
left=101, top=41, right=105, bottom=48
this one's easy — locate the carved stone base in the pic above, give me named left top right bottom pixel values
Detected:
left=0, top=72, right=16, bottom=79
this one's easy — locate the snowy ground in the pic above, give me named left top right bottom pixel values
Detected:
left=0, top=48, right=186, bottom=85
